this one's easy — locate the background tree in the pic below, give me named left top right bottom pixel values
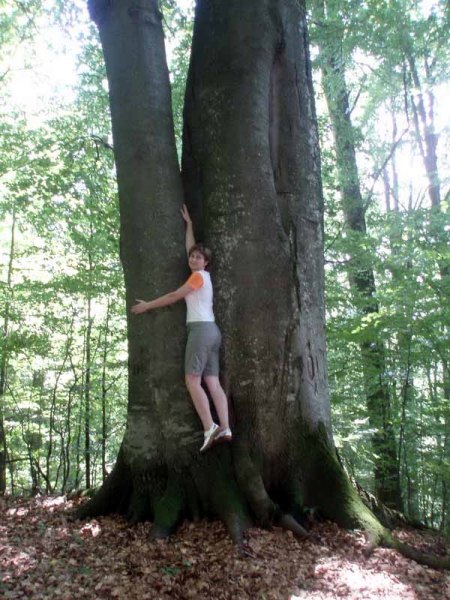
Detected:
left=313, top=0, right=403, bottom=511
left=0, top=7, right=127, bottom=495
left=312, top=0, right=449, bottom=530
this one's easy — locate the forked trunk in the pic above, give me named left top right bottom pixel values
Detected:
left=81, top=0, right=386, bottom=544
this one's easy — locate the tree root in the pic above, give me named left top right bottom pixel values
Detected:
left=354, top=479, right=428, bottom=531
left=278, top=513, right=309, bottom=537
left=73, top=432, right=448, bottom=570
left=75, top=448, right=131, bottom=520
left=150, top=475, right=185, bottom=539
left=299, top=427, right=450, bottom=570
left=381, top=533, right=450, bottom=570
left=232, top=445, right=310, bottom=540
left=232, top=444, right=278, bottom=527
left=207, top=449, right=251, bottom=544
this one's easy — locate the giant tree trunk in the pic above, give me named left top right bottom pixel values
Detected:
left=315, top=3, right=403, bottom=511
left=181, top=0, right=340, bottom=516
left=80, top=0, right=391, bottom=545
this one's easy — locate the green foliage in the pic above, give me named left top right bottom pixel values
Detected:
left=316, top=0, right=450, bottom=530
left=0, top=5, right=126, bottom=495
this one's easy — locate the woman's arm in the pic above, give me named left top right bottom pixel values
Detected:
left=181, top=204, right=195, bottom=255
left=131, top=283, right=192, bottom=314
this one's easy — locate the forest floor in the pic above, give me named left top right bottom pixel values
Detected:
left=0, top=495, right=448, bottom=599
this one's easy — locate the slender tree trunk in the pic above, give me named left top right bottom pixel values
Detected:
left=84, top=293, right=93, bottom=489
left=406, top=55, right=440, bottom=208
left=63, top=370, right=77, bottom=491
left=0, top=204, right=17, bottom=495
left=101, top=300, right=111, bottom=482
left=0, top=419, right=7, bottom=495
left=389, top=108, right=401, bottom=211
left=316, top=6, right=403, bottom=511
left=74, top=399, right=83, bottom=491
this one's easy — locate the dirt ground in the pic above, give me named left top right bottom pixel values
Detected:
left=1, top=495, right=448, bottom=599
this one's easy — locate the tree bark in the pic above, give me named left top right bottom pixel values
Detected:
left=84, top=294, right=93, bottom=489
left=82, top=0, right=215, bottom=534
left=406, top=55, right=440, bottom=208
left=101, top=300, right=111, bottom=482
left=182, top=0, right=337, bottom=512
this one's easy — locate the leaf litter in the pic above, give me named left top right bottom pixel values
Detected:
left=0, top=495, right=448, bottom=599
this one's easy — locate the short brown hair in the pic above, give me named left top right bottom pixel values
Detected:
left=189, top=243, right=212, bottom=269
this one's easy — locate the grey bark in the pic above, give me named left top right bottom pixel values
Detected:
left=406, top=56, right=440, bottom=208
left=84, top=294, right=93, bottom=489
left=182, top=0, right=331, bottom=485
left=83, top=0, right=212, bottom=530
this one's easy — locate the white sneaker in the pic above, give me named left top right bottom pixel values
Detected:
left=216, top=427, right=232, bottom=443
left=200, top=423, right=220, bottom=452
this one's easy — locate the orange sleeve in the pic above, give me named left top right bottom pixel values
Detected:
left=186, top=272, right=204, bottom=290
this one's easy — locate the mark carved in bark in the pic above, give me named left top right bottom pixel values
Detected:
left=128, top=5, right=163, bottom=26
left=307, top=354, right=315, bottom=381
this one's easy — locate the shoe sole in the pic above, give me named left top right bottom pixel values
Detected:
left=215, top=434, right=232, bottom=444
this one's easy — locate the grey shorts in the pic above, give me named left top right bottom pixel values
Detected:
left=185, top=322, right=222, bottom=376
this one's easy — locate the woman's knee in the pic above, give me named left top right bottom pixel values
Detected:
left=204, top=375, right=221, bottom=392
left=185, top=374, right=201, bottom=390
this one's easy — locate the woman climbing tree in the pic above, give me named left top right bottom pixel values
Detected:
left=131, top=205, right=232, bottom=452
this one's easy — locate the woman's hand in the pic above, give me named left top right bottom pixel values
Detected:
left=131, top=285, right=191, bottom=314
left=180, top=204, right=192, bottom=224
left=131, top=299, right=150, bottom=314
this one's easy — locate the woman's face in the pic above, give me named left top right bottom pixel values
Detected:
left=189, top=251, right=208, bottom=271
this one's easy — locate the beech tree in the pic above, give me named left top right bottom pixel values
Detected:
left=313, top=0, right=403, bottom=512
left=77, top=0, right=449, bottom=568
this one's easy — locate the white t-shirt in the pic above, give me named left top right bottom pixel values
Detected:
left=185, top=270, right=215, bottom=323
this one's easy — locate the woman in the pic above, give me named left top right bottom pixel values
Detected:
left=131, top=205, right=232, bottom=452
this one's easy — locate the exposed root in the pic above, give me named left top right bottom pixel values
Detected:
left=75, top=449, right=131, bottom=520
left=361, top=529, right=450, bottom=570
left=278, top=513, right=309, bottom=538
left=354, top=479, right=428, bottom=531
left=232, top=444, right=278, bottom=527
left=127, top=485, right=153, bottom=524
left=223, top=511, right=246, bottom=546
left=207, top=449, right=251, bottom=543
left=73, top=425, right=449, bottom=570
left=150, top=475, right=185, bottom=540
left=382, top=532, right=450, bottom=570
left=301, top=429, right=387, bottom=541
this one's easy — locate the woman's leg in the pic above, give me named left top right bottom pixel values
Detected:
left=203, top=375, right=229, bottom=429
left=185, top=374, right=214, bottom=431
